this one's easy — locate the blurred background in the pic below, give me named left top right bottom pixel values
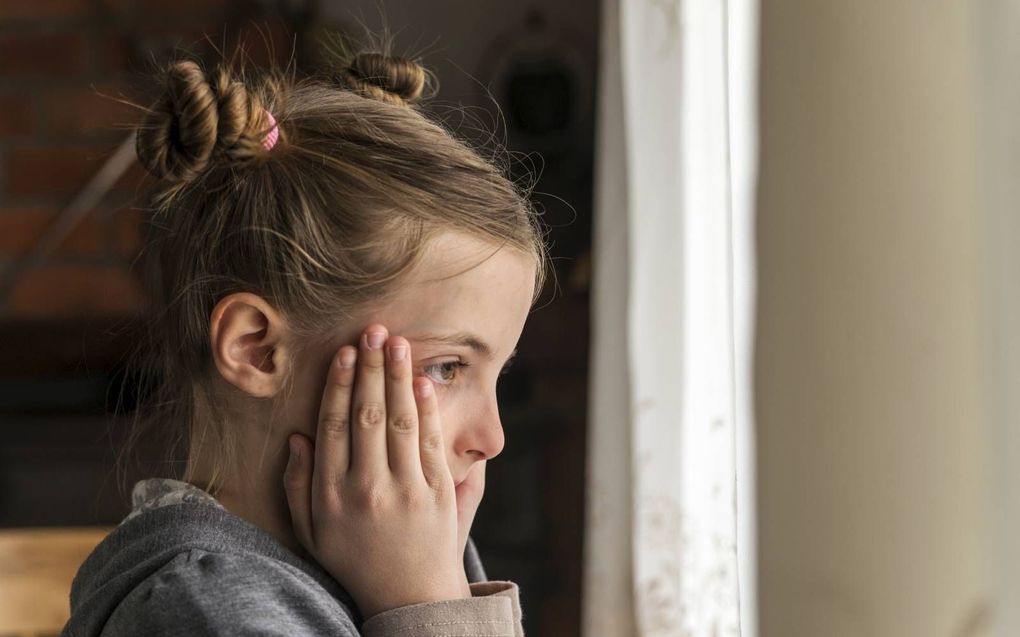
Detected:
left=3, top=0, right=1020, bottom=636
left=0, top=1, right=596, bottom=636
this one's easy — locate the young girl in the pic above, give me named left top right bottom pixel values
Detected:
left=61, top=43, right=548, bottom=637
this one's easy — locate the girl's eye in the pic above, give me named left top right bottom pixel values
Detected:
left=422, top=360, right=468, bottom=386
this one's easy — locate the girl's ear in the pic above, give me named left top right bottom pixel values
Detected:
left=209, top=292, right=291, bottom=398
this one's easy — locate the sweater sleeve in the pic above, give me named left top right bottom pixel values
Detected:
left=101, top=549, right=525, bottom=637
left=361, top=580, right=525, bottom=637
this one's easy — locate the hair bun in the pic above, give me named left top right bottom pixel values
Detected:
left=336, top=53, right=426, bottom=107
left=136, top=60, right=267, bottom=182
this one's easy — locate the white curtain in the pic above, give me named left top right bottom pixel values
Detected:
left=583, top=0, right=758, bottom=634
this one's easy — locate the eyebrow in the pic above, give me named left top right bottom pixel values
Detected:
left=411, top=331, right=518, bottom=366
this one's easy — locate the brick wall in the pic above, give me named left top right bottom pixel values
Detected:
left=0, top=0, right=292, bottom=320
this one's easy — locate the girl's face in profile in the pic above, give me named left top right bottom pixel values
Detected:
left=295, top=230, right=538, bottom=486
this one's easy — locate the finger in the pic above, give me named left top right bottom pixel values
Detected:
left=456, top=459, right=486, bottom=557
left=350, top=325, right=390, bottom=480
left=283, top=433, right=315, bottom=550
left=314, top=345, right=357, bottom=499
left=415, top=375, right=451, bottom=491
left=384, top=336, right=424, bottom=482
left=457, top=459, right=487, bottom=520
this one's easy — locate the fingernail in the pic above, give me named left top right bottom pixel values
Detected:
left=366, top=331, right=386, bottom=350
left=288, top=437, right=300, bottom=459
left=337, top=348, right=356, bottom=369
left=389, top=345, right=407, bottom=361
left=416, top=378, right=434, bottom=398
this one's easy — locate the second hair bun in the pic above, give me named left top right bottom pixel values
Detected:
left=335, top=53, right=426, bottom=106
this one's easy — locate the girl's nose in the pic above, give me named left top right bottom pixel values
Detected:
left=457, top=398, right=505, bottom=461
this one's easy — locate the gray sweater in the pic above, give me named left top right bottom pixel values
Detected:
left=61, top=479, right=524, bottom=636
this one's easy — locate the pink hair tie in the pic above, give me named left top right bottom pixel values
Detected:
left=262, top=110, right=279, bottom=151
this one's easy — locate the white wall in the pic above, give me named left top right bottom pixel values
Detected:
left=976, top=1, right=1020, bottom=634
left=756, top=1, right=994, bottom=635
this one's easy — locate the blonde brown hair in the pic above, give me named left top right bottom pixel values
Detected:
left=117, top=43, right=551, bottom=495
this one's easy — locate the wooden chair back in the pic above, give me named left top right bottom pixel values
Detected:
left=0, top=527, right=110, bottom=637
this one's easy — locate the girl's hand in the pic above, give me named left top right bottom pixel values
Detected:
left=455, top=457, right=486, bottom=566
left=283, top=324, right=469, bottom=620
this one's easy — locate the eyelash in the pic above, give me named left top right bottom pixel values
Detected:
left=421, top=358, right=515, bottom=389
left=422, top=360, right=470, bottom=387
